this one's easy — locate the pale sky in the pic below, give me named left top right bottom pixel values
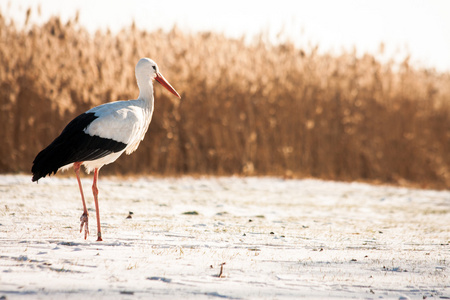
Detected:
left=2, top=0, right=450, bottom=71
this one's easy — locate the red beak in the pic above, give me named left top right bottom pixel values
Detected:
left=155, top=72, right=181, bottom=99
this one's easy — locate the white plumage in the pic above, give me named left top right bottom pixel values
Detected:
left=81, top=100, right=152, bottom=172
left=32, top=58, right=181, bottom=241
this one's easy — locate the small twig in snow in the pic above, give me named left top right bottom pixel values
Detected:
left=218, top=262, right=226, bottom=278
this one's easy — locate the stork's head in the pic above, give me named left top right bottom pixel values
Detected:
left=135, top=58, right=181, bottom=98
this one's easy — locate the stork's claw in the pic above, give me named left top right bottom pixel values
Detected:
left=80, top=212, right=89, bottom=239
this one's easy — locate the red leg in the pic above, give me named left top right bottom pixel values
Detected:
left=92, top=168, right=103, bottom=241
left=74, top=162, right=89, bottom=239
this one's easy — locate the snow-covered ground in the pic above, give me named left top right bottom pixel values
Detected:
left=0, top=175, right=448, bottom=299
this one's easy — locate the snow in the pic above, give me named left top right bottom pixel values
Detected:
left=0, top=175, right=449, bottom=299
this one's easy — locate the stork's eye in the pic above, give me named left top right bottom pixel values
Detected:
left=152, top=66, right=156, bottom=71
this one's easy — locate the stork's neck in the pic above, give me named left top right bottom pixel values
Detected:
left=137, top=78, right=155, bottom=107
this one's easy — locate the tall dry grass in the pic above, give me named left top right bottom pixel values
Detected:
left=1, top=11, right=449, bottom=189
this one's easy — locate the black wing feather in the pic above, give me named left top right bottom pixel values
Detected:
left=31, top=112, right=127, bottom=182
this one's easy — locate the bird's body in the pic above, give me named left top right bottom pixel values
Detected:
left=31, top=58, right=180, bottom=241
left=32, top=99, right=153, bottom=178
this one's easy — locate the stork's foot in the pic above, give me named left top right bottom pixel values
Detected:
left=80, top=212, right=89, bottom=239
left=97, top=232, right=103, bottom=242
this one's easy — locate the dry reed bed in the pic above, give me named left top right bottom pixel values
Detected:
left=0, top=12, right=449, bottom=189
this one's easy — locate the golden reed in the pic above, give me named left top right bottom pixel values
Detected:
left=0, top=11, right=449, bottom=189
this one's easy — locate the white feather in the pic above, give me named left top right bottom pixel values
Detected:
left=84, top=99, right=153, bottom=146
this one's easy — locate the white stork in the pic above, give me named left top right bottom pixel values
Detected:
left=31, top=58, right=181, bottom=241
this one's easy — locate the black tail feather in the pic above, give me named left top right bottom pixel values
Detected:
left=31, top=143, right=64, bottom=182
